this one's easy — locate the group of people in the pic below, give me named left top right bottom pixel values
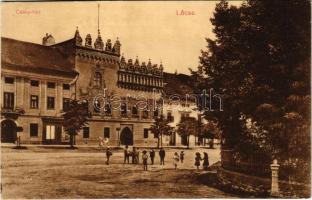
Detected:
left=124, top=146, right=166, bottom=170
left=195, top=152, right=210, bottom=170
left=105, top=146, right=210, bottom=171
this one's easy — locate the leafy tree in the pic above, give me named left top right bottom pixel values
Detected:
left=63, top=100, right=89, bottom=148
left=176, top=117, right=198, bottom=148
left=150, top=114, right=173, bottom=148
left=201, top=121, right=221, bottom=148
left=194, top=0, right=310, bottom=181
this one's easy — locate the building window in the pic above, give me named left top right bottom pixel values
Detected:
left=144, top=128, right=149, bottom=139
left=46, top=125, right=55, bottom=140
left=132, top=106, right=138, bottom=117
left=47, top=96, right=55, bottom=109
left=93, top=72, right=102, bottom=87
left=4, top=77, right=14, bottom=84
left=30, top=80, right=39, bottom=87
left=63, top=98, right=70, bottom=111
left=104, top=103, right=112, bottom=115
left=30, top=95, right=39, bottom=109
left=181, top=112, right=190, bottom=119
left=3, top=92, right=14, bottom=109
left=167, top=111, right=174, bottom=122
left=104, top=127, right=110, bottom=138
left=63, top=84, right=70, bottom=90
left=47, top=82, right=55, bottom=89
left=83, top=127, right=90, bottom=138
left=153, top=109, right=159, bottom=117
left=30, top=123, right=38, bottom=137
left=143, top=109, right=149, bottom=119
left=121, top=103, right=127, bottom=117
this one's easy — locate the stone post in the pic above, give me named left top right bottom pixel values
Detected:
left=270, top=159, right=280, bottom=197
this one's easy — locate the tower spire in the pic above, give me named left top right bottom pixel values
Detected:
left=97, top=3, right=100, bottom=32
left=94, top=3, right=104, bottom=50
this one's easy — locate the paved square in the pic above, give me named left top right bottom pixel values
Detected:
left=1, top=146, right=236, bottom=198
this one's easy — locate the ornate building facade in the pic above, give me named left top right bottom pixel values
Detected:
left=1, top=28, right=164, bottom=146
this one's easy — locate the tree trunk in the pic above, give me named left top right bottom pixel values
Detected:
left=157, top=135, right=160, bottom=149
left=69, top=133, right=74, bottom=148
left=187, top=135, right=190, bottom=149
left=160, top=132, right=163, bottom=147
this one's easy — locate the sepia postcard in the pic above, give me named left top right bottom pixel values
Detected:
left=0, top=0, right=311, bottom=199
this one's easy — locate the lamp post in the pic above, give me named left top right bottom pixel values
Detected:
left=116, top=127, right=121, bottom=147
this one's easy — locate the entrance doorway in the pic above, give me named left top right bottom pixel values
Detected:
left=43, top=124, right=62, bottom=144
left=1, top=119, right=17, bottom=143
left=120, top=127, right=133, bottom=145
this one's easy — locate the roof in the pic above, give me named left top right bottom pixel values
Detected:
left=1, top=37, right=77, bottom=77
left=163, top=72, right=195, bottom=97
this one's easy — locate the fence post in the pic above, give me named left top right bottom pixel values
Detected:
left=270, top=159, right=280, bottom=197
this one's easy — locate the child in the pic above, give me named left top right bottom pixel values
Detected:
left=142, top=150, right=149, bottom=171
left=195, top=152, right=202, bottom=170
left=203, top=152, right=209, bottom=170
left=180, top=151, right=185, bottom=163
left=106, top=147, right=113, bottom=165
left=173, top=152, right=180, bottom=170
left=99, top=136, right=104, bottom=147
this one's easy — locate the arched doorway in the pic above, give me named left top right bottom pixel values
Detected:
left=1, top=119, right=17, bottom=143
left=120, top=127, right=133, bottom=145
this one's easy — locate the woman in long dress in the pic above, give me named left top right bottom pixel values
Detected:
left=203, top=152, right=209, bottom=170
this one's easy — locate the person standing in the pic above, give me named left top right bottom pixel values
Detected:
left=124, top=145, right=130, bottom=164
left=132, top=146, right=139, bottom=164
left=106, top=147, right=113, bottom=165
left=203, top=152, right=209, bottom=170
left=180, top=151, right=185, bottom=163
left=142, top=150, right=149, bottom=171
left=159, top=148, right=166, bottom=165
left=99, top=136, right=104, bottom=147
left=150, top=149, right=155, bottom=165
left=173, top=152, right=180, bottom=170
left=195, top=152, right=202, bottom=170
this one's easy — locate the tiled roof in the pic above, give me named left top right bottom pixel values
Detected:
left=1, top=37, right=77, bottom=77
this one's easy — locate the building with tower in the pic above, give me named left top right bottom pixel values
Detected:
left=1, top=27, right=164, bottom=146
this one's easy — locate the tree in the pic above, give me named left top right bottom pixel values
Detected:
left=194, top=0, right=310, bottom=181
left=62, top=100, right=89, bottom=148
left=150, top=114, right=173, bottom=148
left=201, top=121, right=221, bottom=148
left=176, top=117, right=198, bottom=149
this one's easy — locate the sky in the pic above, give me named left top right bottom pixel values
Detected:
left=1, top=1, right=242, bottom=75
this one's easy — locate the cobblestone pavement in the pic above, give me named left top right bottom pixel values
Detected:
left=1, top=146, right=237, bottom=198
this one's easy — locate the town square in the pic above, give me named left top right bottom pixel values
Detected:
left=1, top=145, right=237, bottom=198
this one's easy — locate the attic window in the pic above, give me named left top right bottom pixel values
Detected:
left=30, top=80, right=39, bottom=87
left=63, top=84, right=70, bottom=90
left=47, top=82, right=55, bottom=89
left=5, top=77, right=14, bottom=84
